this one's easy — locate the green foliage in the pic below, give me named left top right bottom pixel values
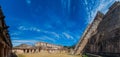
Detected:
left=64, top=45, right=76, bottom=49
left=82, top=54, right=88, bottom=57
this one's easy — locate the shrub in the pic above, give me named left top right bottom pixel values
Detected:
left=82, top=54, right=88, bottom=57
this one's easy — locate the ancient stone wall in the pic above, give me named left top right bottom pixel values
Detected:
left=35, top=42, right=64, bottom=51
left=83, top=1, right=120, bottom=56
left=0, top=7, right=12, bottom=57
left=73, top=11, right=104, bottom=55
left=12, top=42, right=68, bottom=54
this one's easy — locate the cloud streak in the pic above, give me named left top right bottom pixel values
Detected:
left=12, top=40, right=38, bottom=43
left=62, top=32, right=73, bottom=39
left=85, top=0, right=117, bottom=24
left=4, top=0, right=120, bottom=46
left=18, top=26, right=41, bottom=32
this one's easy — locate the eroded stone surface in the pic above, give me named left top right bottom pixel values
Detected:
left=0, top=7, right=12, bottom=57
left=74, top=1, right=120, bottom=56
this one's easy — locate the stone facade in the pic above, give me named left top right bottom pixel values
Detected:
left=73, top=11, right=104, bottom=55
left=0, top=7, right=12, bottom=57
left=13, top=42, right=68, bottom=54
left=35, top=42, right=68, bottom=53
left=74, top=1, right=120, bottom=56
left=35, top=42, right=63, bottom=50
left=12, top=44, right=40, bottom=53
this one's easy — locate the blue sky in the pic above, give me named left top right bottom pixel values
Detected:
left=0, top=0, right=119, bottom=46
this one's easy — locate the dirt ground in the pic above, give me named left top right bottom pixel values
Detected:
left=17, top=51, right=82, bottom=57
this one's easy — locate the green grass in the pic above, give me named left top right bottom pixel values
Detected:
left=17, top=54, right=25, bottom=57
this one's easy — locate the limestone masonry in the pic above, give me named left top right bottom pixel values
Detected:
left=13, top=42, right=68, bottom=54
left=74, top=1, right=120, bottom=57
left=0, top=7, right=12, bottom=57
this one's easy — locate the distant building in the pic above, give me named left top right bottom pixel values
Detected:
left=13, top=42, right=68, bottom=54
left=35, top=42, right=68, bottom=53
left=35, top=42, right=63, bottom=50
left=0, top=7, right=12, bottom=57
left=74, top=1, right=120, bottom=57
left=12, top=44, right=37, bottom=53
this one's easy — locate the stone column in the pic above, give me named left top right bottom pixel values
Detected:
left=24, top=49, right=27, bottom=53
left=34, top=49, right=36, bottom=53
left=39, top=48, right=41, bottom=52
left=0, top=44, right=4, bottom=57
left=4, top=47, right=6, bottom=57
left=8, top=48, right=12, bottom=57
left=26, top=49, right=28, bottom=53
left=36, top=49, right=39, bottom=53
left=32, top=49, right=34, bottom=53
left=23, top=49, right=26, bottom=53
left=24, top=49, right=26, bottom=53
left=28, top=49, right=30, bottom=53
left=8, top=48, right=10, bottom=57
left=29, top=49, right=31, bottom=53
left=30, top=49, right=32, bottom=53
left=5, top=47, right=8, bottom=57
left=31, top=49, right=33, bottom=53
left=6, top=47, right=8, bottom=57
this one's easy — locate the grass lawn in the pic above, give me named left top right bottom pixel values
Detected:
left=17, top=51, right=82, bottom=57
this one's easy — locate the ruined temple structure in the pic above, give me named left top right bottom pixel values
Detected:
left=74, top=1, right=120, bottom=57
left=35, top=42, right=67, bottom=53
left=0, top=7, right=13, bottom=57
left=73, top=11, right=104, bottom=55
left=13, top=42, right=68, bottom=54
left=12, top=44, right=40, bottom=53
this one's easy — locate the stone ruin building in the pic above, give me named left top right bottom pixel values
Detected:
left=74, top=1, right=120, bottom=57
left=0, top=7, right=13, bottom=57
left=35, top=42, right=67, bottom=53
left=12, top=44, right=37, bottom=53
left=73, top=11, right=104, bottom=55
left=13, top=42, right=68, bottom=54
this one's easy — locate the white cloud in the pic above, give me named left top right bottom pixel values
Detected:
left=116, top=0, right=120, bottom=1
left=12, top=43, right=22, bottom=47
left=11, top=37, right=21, bottom=40
left=12, top=40, right=38, bottom=46
left=51, top=32, right=60, bottom=38
left=11, top=32, right=19, bottom=36
left=97, top=0, right=113, bottom=13
left=85, top=0, right=117, bottom=24
left=18, top=26, right=41, bottom=32
left=18, top=25, right=60, bottom=38
left=67, top=0, right=71, bottom=12
left=26, top=0, right=31, bottom=4
left=43, top=31, right=60, bottom=38
left=61, top=0, right=71, bottom=13
left=11, top=31, right=22, bottom=36
left=62, top=32, right=73, bottom=39
left=38, top=36, right=56, bottom=42
left=12, top=40, right=38, bottom=43
left=84, top=0, right=88, bottom=5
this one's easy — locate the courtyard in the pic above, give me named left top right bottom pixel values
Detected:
left=17, top=51, right=82, bottom=57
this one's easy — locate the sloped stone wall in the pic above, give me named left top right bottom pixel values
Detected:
left=83, top=1, right=120, bottom=57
